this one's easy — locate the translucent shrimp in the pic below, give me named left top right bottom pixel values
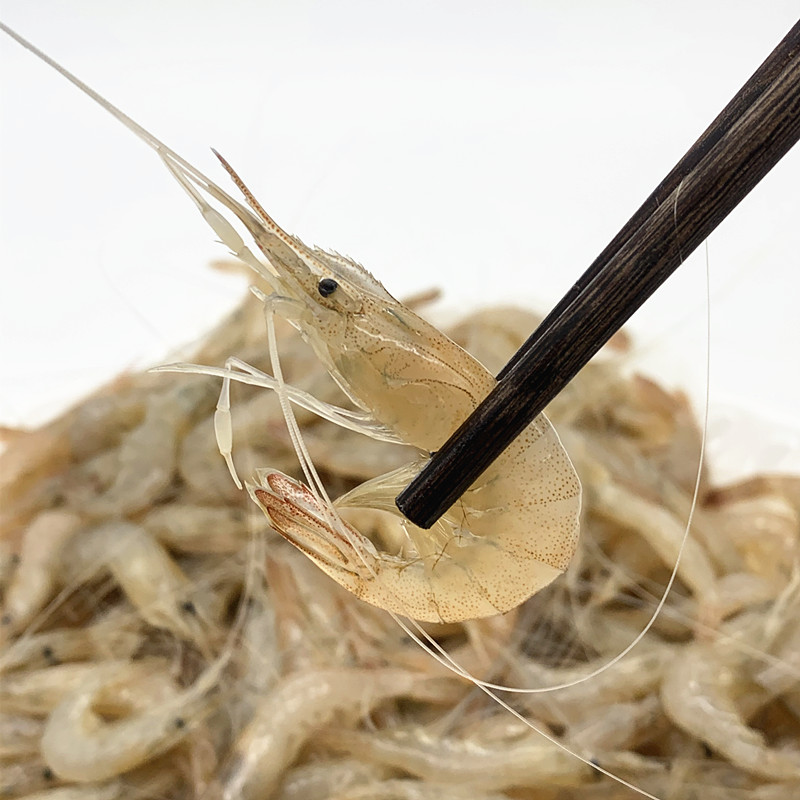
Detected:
left=215, top=668, right=434, bottom=800
left=1, top=662, right=126, bottom=716
left=0, top=609, right=142, bottom=673
left=661, top=640, right=800, bottom=781
left=85, top=384, right=211, bottom=518
left=513, top=645, right=670, bottom=724
left=1, top=510, right=83, bottom=642
left=165, top=156, right=580, bottom=622
left=197, top=156, right=580, bottom=622
left=276, top=759, right=390, bottom=800
left=40, top=657, right=222, bottom=782
left=61, top=521, right=213, bottom=648
left=316, top=724, right=592, bottom=791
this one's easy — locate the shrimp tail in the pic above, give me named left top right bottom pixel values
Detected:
left=250, top=471, right=376, bottom=574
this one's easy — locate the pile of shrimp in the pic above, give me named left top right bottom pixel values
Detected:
left=2, top=275, right=799, bottom=800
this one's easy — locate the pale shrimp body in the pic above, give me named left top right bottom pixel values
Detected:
left=197, top=159, right=582, bottom=623
left=39, top=656, right=224, bottom=782
left=0, top=23, right=580, bottom=625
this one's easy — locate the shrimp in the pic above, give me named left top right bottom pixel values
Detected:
left=661, top=640, right=800, bottom=781
left=1, top=511, right=83, bottom=641
left=328, top=780, right=512, bottom=800
left=173, top=153, right=580, bottom=623
left=214, top=668, right=432, bottom=800
left=0, top=662, right=128, bottom=716
left=86, top=382, right=212, bottom=518
left=316, top=723, right=592, bottom=791
left=0, top=609, right=142, bottom=673
left=513, top=645, right=669, bottom=724
left=147, top=156, right=581, bottom=622
left=40, top=657, right=221, bottom=782
left=61, top=521, right=214, bottom=648
left=276, top=759, right=390, bottom=800
left=215, top=157, right=579, bottom=623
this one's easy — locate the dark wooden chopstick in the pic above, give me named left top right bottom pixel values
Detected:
left=497, top=20, right=800, bottom=382
left=397, top=19, right=800, bottom=529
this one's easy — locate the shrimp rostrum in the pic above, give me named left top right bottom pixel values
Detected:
left=3, top=24, right=581, bottom=623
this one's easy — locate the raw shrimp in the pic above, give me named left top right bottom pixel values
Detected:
left=276, top=758, right=390, bottom=800
left=40, top=657, right=221, bottom=782
left=0, top=609, right=142, bottom=673
left=61, top=520, right=214, bottom=648
left=1, top=510, right=83, bottom=641
left=85, top=383, right=212, bottom=518
left=513, top=645, right=669, bottom=724
left=0, top=24, right=581, bottom=625
left=0, top=662, right=138, bottom=716
left=160, top=152, right=581, bottom=622
left=328, top=780, right=512, bottom=800
left=215, top=667, right=432, bottom=800
left=661, top=639, right=800, bottom=781
left=317, top=723, right=591, bottom=791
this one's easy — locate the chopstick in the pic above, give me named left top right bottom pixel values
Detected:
left=396, top=19, right=800, bottom=529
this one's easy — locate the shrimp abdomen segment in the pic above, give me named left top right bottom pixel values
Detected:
left=462, top=421, right=582, bottom=573
left=335, top=297, right=498, bottom=451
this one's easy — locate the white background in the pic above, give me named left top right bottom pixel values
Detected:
left=1, top=2, right=798, bottom=481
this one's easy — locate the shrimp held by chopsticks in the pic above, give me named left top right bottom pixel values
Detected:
left=197, top=153, right=581, bottom=623
left=0, top=21, right=581, bottom=624
left=167, top=150, right=581, bottom=623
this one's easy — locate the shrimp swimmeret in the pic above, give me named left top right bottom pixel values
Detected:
left=0, top=24, right=581, bottom=625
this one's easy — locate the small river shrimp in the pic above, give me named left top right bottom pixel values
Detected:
left=214, top=667, right=435, bottom=800
left=39, top=656, right=223, bottom=782
left=1, top=510, right=83, bottom=643
left=276, top=758, right=391, bottom=800
left=60, top=520, right=215, bottom=649
left=154, top=148, right=582, bottom=623
left=662, top=640, right=800, bottom=781
left=316, top=722, right=592, bottom=792
left=0, top=608, right=142, bottom=673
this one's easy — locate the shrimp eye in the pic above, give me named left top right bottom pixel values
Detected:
left=318, top=278, right=338, bottom=297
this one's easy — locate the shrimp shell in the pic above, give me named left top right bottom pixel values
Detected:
left=1, top=511, right=83, bottom=641
left=216, top=668, right=426, bottom=800
left=317, top=725, right=592, bottom=791
left=40, top=658, right=219, bottom=781
left=661, top=642, right=800, bottom=781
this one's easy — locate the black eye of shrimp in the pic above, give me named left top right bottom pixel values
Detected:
left=318, top=278, right=338, bottom=297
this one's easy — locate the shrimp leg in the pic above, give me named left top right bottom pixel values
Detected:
left=159, top=359, right=400, bottom=439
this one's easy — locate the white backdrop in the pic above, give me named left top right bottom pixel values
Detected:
left=1, top=2, right=798, bottom=481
